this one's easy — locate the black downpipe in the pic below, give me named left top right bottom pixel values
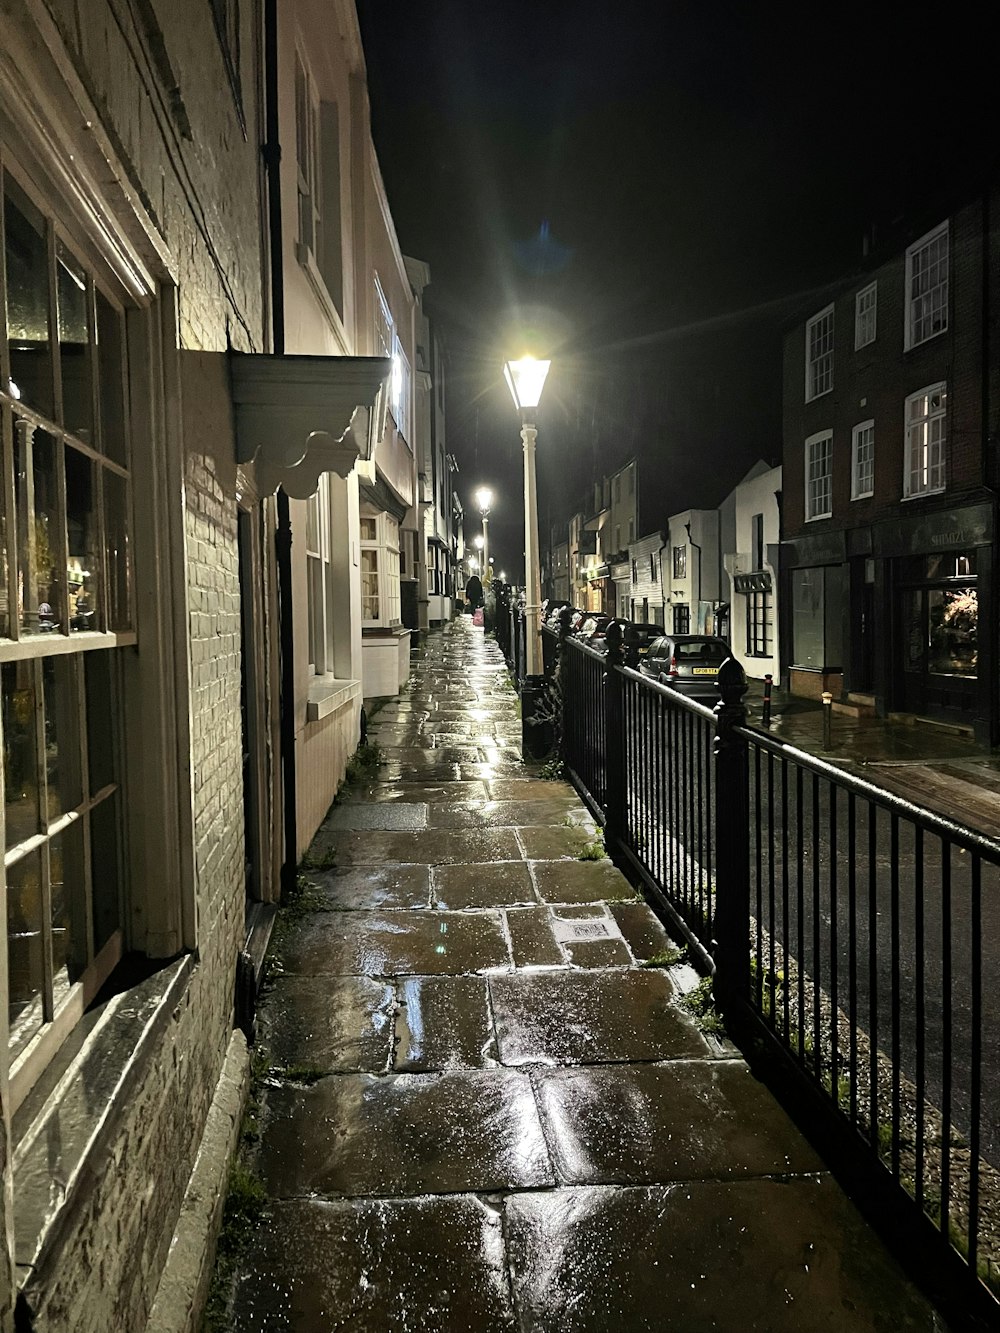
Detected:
left=263, top=0, right=297, bottom=896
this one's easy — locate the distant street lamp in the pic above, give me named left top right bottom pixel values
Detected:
left=475, top=486, right=493, bottom=582
left=504, top=355, right=551, bottom=759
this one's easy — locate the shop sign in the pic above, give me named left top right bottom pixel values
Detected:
left=875, top=501, right=992, bottom=558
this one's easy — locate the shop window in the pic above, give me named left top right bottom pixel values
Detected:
left=791, top=566, right=844, bottom=669
left=2, top=165, right=131, bottom=1085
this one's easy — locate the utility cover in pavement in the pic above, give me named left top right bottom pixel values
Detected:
left=550, top=915, right=622, bottom=944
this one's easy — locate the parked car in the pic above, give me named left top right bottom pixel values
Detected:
left=542, top=600, right=572, bottom=628
left=642, top=634, right=730, bottom=698
left=576, top=614, right=611, bottom=643
left=588, top=620, right=661, bottom=659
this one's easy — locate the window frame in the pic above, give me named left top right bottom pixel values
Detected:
left=854, top=282, right=877, bottom=350
left=672, top=545, right=686, bottom=579
left=673, top=603, right=690, bottom=635
left=804, top=429, right=833, bottom=522
left=905, top=222, right=949, bottom=351
left=851, top=419, right=875, bottom=500
left=805, top=304, right=835, bottom=402
left=360, top=509, right=401, bottom=628
left=745, top=589, right=773, bottom=658
left=1, top=158, right=134, bottom=1104
left=903, top=383, right=947, bottom=499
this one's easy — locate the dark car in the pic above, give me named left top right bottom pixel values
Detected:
left=589, top=620, right=661, bottom=659
left=642, top=634, right=730, bottom=698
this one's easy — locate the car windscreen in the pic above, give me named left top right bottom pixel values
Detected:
left=674, top=639, right=727, bottom=661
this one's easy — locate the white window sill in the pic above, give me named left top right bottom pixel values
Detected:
left=850, top=490, right=874, bottom=501
left=905, top=328, right=947, bottom=353
left=901, top=487, right=946, bottom=502
left=306, top=676, right=361, bottom=722
left=804, top=513, right=832, bottom=523
left=805, top=387, right=833, bottom=404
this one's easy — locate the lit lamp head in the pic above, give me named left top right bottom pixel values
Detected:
left=504, top=355, right=551, bottom=422
left=475, top=486, right=493, bottom=517
left=474, top=535, right=484, bottom=552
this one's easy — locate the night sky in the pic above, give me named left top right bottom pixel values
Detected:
left=356, top=0, right=994, bottom=578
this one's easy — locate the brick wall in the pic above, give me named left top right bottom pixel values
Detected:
left=783, top=192, right=991, bottom=540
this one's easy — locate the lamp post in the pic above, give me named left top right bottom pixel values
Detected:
left=475, top=486, right=493, bottom=583
left=504, top=355, right=551, bottom=757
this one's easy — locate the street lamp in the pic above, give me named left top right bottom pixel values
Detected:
left=505, top=355, right=551, bottom=759
left=504, top=355, right=550, bottom=677
left=475, top=486, right=493, bottom=582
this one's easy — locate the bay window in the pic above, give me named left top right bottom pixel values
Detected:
left=360, top=511, right=401, bottom=627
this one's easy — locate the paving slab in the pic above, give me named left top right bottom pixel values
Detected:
left=343, top=780, right=489, bottom=804
left=232, top=1195, right=517, bottom=1332
left=534, top=1061, right=823, bottom=1184
left=505, top=908, right=568, bottom=968
left=432, top=861, right=536, bottom=909
left=504, top=1180, right=939, bottom=1332
left=531, top=857, right=638, bottom=904
left=260, top=1070, right=555, bottom=1196
left=610, top=900, right=676, bottom=960
left=487, top=779, right=578, bottom=801
left=425, top=799, right=587, bottom=829
left=261, top=975, right=393, bottom=1073
left=324, top=801, right=429, bottom=831
left=312, top=827, right=523, bottom=866
left=279, top=909, right=511, bottom=976
left=394, top=975, right=495, bottom=1070
left=304, top=865, right=431, bottom=911
left=490, top=968, right=704, bottom=1065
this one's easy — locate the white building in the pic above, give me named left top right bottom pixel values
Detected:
left=628, top=531, right=667, bottom=626
left=666, top=508, right=720, bottom=635
left=722, top=463, right=782, bottom=681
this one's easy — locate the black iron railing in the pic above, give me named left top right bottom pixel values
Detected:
left=546, top=620, right=1000, bottom=1329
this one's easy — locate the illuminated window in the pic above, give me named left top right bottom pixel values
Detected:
left=672, top=545, right=687, bottom=579
left=904, top=384, right=946, bottom=497
left=295, top=51, right=343, bottom=316
left=805, top=430, right=833, bottom=520
left=855, top=282, right=876, bottom=349
left=2, top=165, right=132, bottom=1075
left=805, top=305, right=834, bottom=401
left=374, top=275, right=410, bottom=439
left=851, top=420, right=875, bottom=499
left=305, top=476, right=333, bottom=674
left=905, top=223, right=948, bottom=350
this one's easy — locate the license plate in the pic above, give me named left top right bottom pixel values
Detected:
left=691, top=667, right=717, bottom=675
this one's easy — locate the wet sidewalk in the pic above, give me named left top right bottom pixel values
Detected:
left=227, top=618, right=941, bottom=1331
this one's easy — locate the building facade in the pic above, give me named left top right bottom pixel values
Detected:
left=666, top=508, right=720, bottom=635
left=782, top=189, right=998, bottom=740
left=628, top=531, right=667, bottom=626
left=722, top=463, right=782, bottom=680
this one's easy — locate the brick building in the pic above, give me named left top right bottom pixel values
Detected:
left=0, top=2, right=428, bottom=1329
left=782, top=186, right=999, bottom=743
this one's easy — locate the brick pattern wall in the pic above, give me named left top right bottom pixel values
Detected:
left=789, top=194, right=997, bottom=538
left=4, top=5, right=264, bottom=1329
left=783, top=193, right=992, bottom=540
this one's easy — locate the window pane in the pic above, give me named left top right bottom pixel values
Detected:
left=7, top=849, right=45, bottom=1059
left=361, top=548, right=379, bottom=620
left=50, top=819, right=88, bottom=1010
left=16, top=424, right=63, bottom=634
left=928, top=587, right=977, bottom=677
left=791, top=568, right=825, bottom=668
left=85, top=651, right=116, bottom=793
left=3, top=659, right=39, bottom=847
left=96, top=290, right=126, bottom=465
left=66, top=446, right=100, bottom=631
left=104, top=470, right=131, bottom=630
left=57, top=242, right=92, bottom=441
left=4, top=178, right=53, bottom=419
left=90, top=790, right=121, bottom=951
left=43, top=655, right=83, bottom=819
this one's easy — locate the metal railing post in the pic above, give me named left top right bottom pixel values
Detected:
left=604, top=620, right=627, bottom=849
left=762, top=673, right=773, bottom=727
left=712, top=656, right=750, bottom=1013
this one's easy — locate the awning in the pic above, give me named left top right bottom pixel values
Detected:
left=231, top=353, right=391, bottom=498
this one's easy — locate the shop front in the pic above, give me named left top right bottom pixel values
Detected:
left=874, top=501, right=993, bottom=740
left=781, top=530, right=847, bottom=701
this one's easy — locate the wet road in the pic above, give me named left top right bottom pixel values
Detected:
left=217, top=619, right=938, bottom=1331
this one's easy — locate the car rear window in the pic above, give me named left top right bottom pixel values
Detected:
left=675, top=639, right=727, bottom=661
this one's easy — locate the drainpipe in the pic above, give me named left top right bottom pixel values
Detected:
left=263, top=0, right=298, bottom=896
left=685, top=519, right=702, bottom=631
